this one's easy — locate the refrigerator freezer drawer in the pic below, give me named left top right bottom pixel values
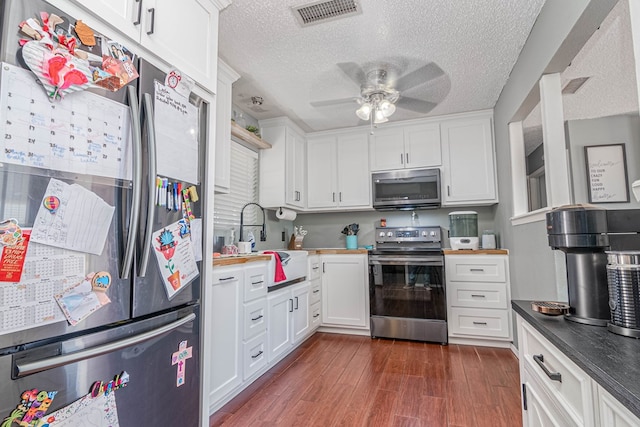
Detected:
left=0, top=305, right=201, bottom=426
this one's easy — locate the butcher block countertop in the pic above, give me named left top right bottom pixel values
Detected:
left=213, top=254, right=272, bottom=267
left=443, top=249, right=508, bottom=255
left=305, top=249, right=369, bottom=255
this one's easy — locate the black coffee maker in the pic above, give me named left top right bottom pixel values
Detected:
left=546, top=205, right=610, bottom=326
left=547, top=206, right=640, bottom=326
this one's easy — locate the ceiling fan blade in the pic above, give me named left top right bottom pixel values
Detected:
left=396, top=97, right=438, bottom=114
left=336, top=62, right=366, bottom=86
left=310, top=97, right=358, bottom=108
left=395, top=62, right=446, bottom=92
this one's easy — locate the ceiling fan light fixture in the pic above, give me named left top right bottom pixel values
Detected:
left=356, top=102, right=372, bottom=120
left=379, top=99, right=396, bottom=117
left=373, top=108, right=388, bottom=124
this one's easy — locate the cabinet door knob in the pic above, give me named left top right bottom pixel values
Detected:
left=295, top=296, right=299, bottom=310
left=406, top=153, right=409, bottom=164
left=289, top=299, right=294, bottom=312
left=400, top=153, right=404, bottom=164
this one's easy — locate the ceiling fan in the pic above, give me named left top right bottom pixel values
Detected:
left=311, top=60, right=447, bottom=123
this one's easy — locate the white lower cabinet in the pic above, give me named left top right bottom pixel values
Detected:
left=267, top=281, right=311, bottom=363
left=446, top=254, right=511, bottom=344
left=597, top=385, right=640, bottom=427
left=321, top=254, right=369, bottom=329
left=522, top=366, right=573, bottom=427
left=209, top=267, right=243, bottom=405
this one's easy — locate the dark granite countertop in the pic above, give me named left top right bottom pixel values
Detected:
left=512, top=300, right=640, bottom=419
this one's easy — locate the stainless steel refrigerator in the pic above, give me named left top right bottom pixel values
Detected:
left=0, top=1, right=207, bottom=425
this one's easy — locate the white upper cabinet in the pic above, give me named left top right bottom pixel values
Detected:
left=307, top=131, right=370, bottom=209
left=370, top=122, right=441, bottom=171
left=51, top=0, right=223, bottom=91
left=441, top=114, right=498, bottom=205
left=214, top=60, right=240, bottom=194
left=259, top=117, right=306, bottom=209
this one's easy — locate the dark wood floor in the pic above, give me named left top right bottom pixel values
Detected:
left=210, top=333, right=522, bottom=427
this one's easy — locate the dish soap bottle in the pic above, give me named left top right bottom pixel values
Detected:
left=247, top=231, right=256, bottom=252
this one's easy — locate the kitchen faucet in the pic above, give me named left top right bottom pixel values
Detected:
left=239, top=202, right=267, bottom=242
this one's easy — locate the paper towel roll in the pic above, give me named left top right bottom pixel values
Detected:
left=276, top=207, right=297, bottom=221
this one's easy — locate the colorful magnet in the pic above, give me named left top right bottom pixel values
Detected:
left=1, top=389, right=58, bottom=426
left=91, top=271, right=112, bottom=292
left=0, top=218, right=23, bottom=246
left=172, top=340, right=193, bottom=387
left=42, top=196, right=60, bottom=213
left=178, top=219, right=190, bottom=239
left=90, top=371, right=130, bottom=398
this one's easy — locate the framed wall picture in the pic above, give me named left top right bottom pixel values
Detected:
left=585, top=143, right=630, bottom=203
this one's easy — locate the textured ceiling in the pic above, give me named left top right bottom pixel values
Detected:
left=218, top=0, right=546, bottom=132
left=523, top=0, right=638, bottom=154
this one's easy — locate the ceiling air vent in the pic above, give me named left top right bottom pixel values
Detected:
left=562, top=77, right=590, bottom=94
left=292, top=0, right=362, bottom=27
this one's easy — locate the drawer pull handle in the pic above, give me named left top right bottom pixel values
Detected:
left=473, top=321, right=487, bottom=326
left=470, top=268, right=485, bottom=272
left=471, top=294, right=486, bottom=298
left=251, top=281, right=264, bottom=286
left=313, top=314, right=320, bottom=318
left=219, top=276, right=235, bottom=281
left=533, top=354, right=562, bottom=382
left=313, top=289, right=320, bottom=294
left=251, top=315, right=264, bottom=321
left=251, top=350, right=264, bottom=359
left=312, top=266, right=320, bottom=270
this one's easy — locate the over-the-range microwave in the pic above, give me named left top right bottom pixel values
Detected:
left=372, top=168, right=441, bottom=210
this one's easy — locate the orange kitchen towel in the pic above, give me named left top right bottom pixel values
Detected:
left=264, top=251, right=287, bottom=283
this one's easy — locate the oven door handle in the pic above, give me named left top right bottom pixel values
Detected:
left=369, top=257, right=443, bottom=266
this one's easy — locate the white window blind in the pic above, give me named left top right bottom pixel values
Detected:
left=213, top=143, right=259, bottom=234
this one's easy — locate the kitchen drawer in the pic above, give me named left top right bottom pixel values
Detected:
left=212, top=266, right=242, bottom=285
left=310, top=301, right=321, bottom=330
left=519, top=318, right=595, bottom=427
left=448, top=282, right=507, bottom=309
left=445, top=256, right=506, bottom=282
left=310, top=279, right=321, bottom=305
left=308, top=256, right=322, bottom=281
left=243, top=298, right=268, bottom=340
left=243, top=331, right=267, bottom=380
left=243, top=263, right=268, bottom=302
left=522, top=364, right=576, bottom=427
left=448, top=307, right=510, bottom=338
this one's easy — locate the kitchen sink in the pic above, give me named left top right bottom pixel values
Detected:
left=261, top=250, right=308, bottom=287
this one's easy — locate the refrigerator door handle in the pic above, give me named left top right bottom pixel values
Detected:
left=138, top=92, right=157, bottom=277
left=15, top=313, right=196, bottom=378
left=121, top=85, right=143, bottom=279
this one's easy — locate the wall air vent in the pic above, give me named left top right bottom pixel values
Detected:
left=562, top=77, right=590, bottom=94
left=292, top=0, right=362, bottom=27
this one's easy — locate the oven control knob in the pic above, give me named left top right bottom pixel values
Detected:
left=387, top=231, right=393, bottom=237
left=430, top=231, right=436, bottom=237
left=379, top=231, right=386, bottom=238
left=421, top=231, right=427, bottom=237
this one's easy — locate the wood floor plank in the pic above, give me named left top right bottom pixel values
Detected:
left=418, top=395, right=448, bottom=427
left=211, top=333, right=522, bottom=427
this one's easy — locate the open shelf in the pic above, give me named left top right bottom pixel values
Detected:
left=231, top=121, right=272, bottom=149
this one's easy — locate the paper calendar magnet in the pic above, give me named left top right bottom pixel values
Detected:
left=43, top=196, right=60, bottom=213
left=91, top=271, right=112, bottom=292
left=0, top=218, right=23, bottom=246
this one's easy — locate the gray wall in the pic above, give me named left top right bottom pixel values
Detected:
left=293, top=206, right=496, bottom=249
left=568, top=114, right=640, bottom=207
left=493, top=0, right=617, bottom=307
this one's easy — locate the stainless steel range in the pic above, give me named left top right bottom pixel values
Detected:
left=369, top=226, right=447, bottom=344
